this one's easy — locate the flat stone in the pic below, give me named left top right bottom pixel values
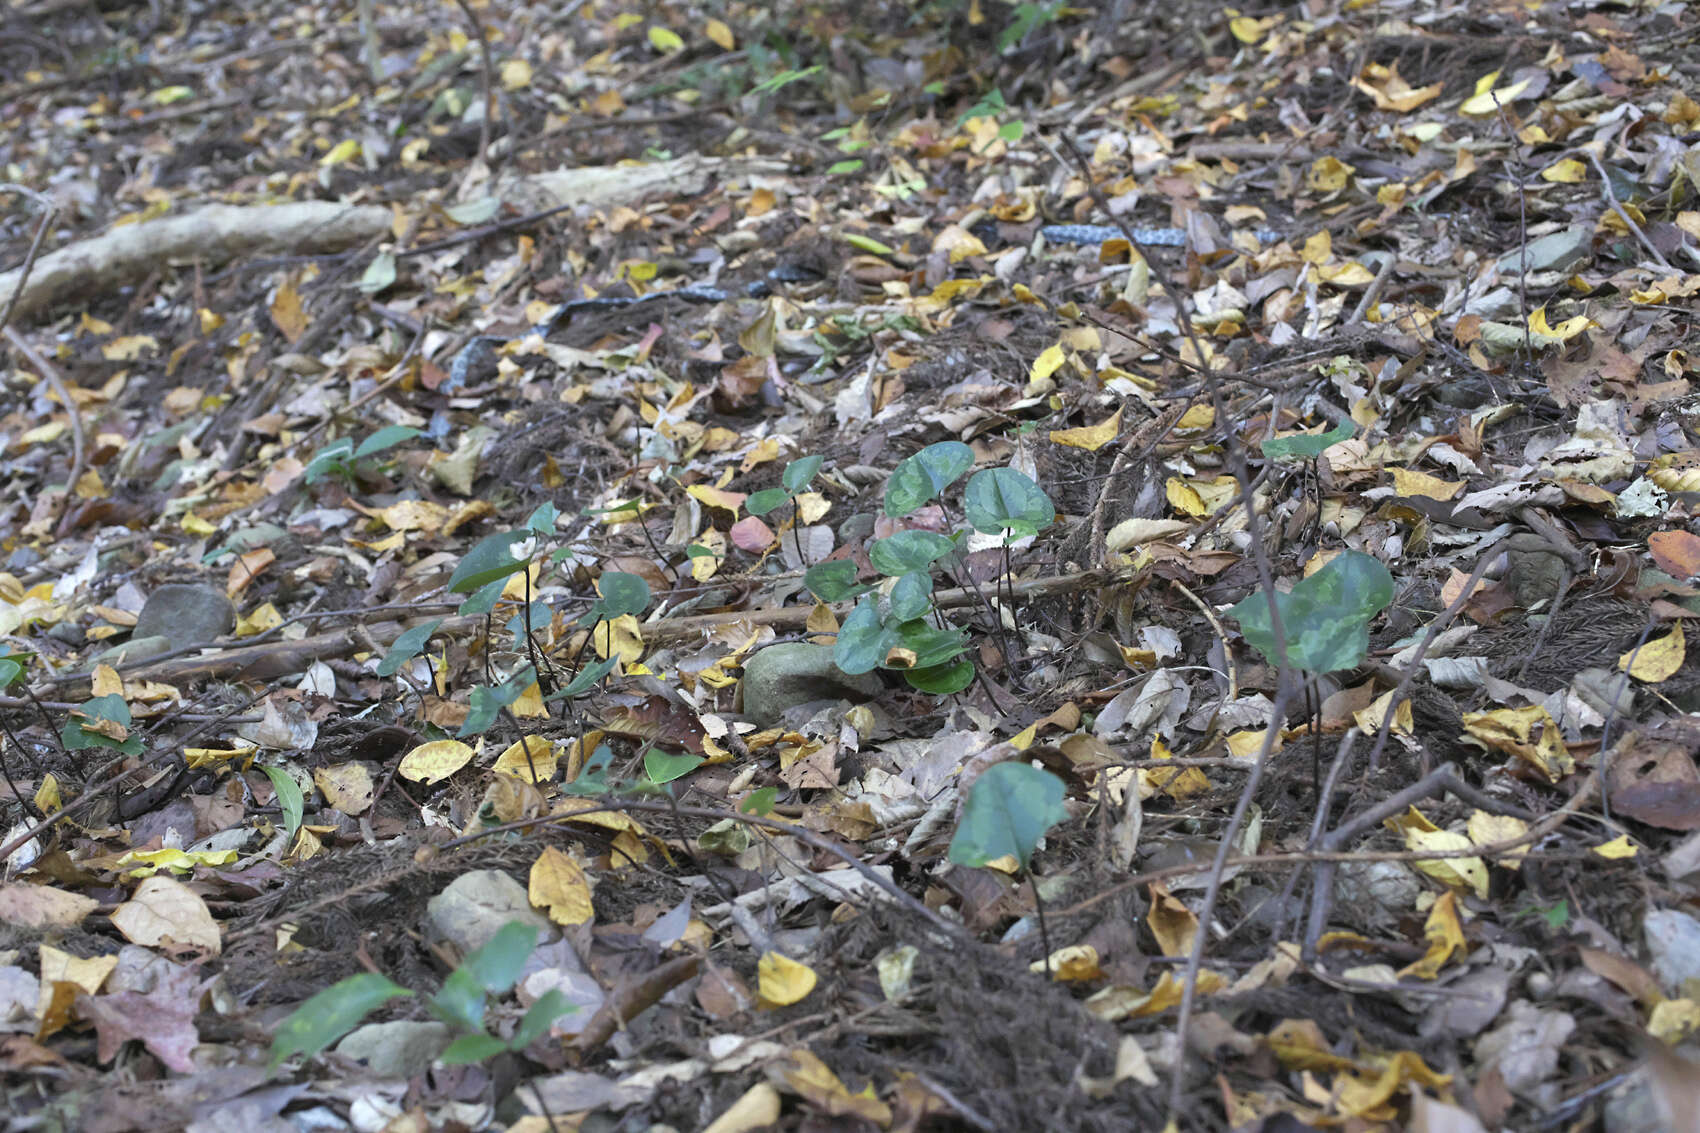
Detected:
left=425, top=869, right=551, bottom=958
left=1645, top=907, right=1700, bottom=995
left=133, top=584, right=236, bottom=646
left=739, top=643, right=885, bottom=727
left=335, top=1020, right=452, bottom=1078
left=91, top=635, right=174, bottom=667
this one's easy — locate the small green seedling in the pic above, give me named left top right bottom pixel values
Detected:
left=747, top=455, right=824, bottom=566
left=948, top=760, right=1069, bottom=970
left=1227, top=550, right=1393, bottom=675
left=268, top=920, right=573, bottom=1073
left=60, top=695, right=142, bottom=757
left=304, top=425, right=421, bottom=487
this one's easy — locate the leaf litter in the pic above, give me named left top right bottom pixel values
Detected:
left=4, top=0, right=1700, bottom=1128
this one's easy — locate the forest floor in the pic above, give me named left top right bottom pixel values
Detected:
left=3, top=0, right=1700, bottom=1129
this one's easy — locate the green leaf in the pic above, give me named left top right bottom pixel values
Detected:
left=948, top=762, right=1067, bottom=872
left=550, top=655, right=620, bottom=700
left=510, top=990, right=574, bottom=1049
left=828, top=159, right=865, bottom=175
left=458, top=920, right=539, bottom=995
left=884, top=441, right=974, bottom=517
left=0, top=659, right=19, bottom=687
left=457, top=667, right=536, bottom=738
left=869, top=530, right=956, bottom=576
left=1227, top=550, right=1394, bottom=674
left=430, top=969, right=487, bottom=1032
left=746, top=488, right=789, bottom=517
left=449, top=530, right=533, bottom=594
left=888, top=571, right=933, bottom=621
left=304, top=437, right=355, bottom=485
left=843, top=232, right=893, bottom=255
left=564, top=744, right=614, bottom=796
left=803, top=560, right=868, bottom=603
left=834, top=599, right=896, bottom=675
left=1260, top=419, right=1355, bottom=462
left=963, top=467, right=1054, bottom=538
left=377, top=620, right=442, bottom=677
left=892, top=618, right=968, bottom=669
left=268, top=972, right=409, bottom=1071
left=782, top=455, right=823, bottom=494
left=904, top=658, right=975, bottom=694
left=353, top=425, right=421, bottom=461
left=644, top=748, right=703, bottom=785
left=740, top=786, right=778, bottom=816
left=594, top=571, right=651, bottom=619
left=261, top=764, right=304, bottom=838
left=61, top=694, right=138, bottom=753
left=457, top=576, right=508, bottom=617
left=439, top=1031, right=507, bottom=1065
left=357, top=250, right=397, bottom=294
left=525, top=501, right=560, bottom=533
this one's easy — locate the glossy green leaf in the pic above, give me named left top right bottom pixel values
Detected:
left=904, top=658, right=975, bottom=694
left=644, top=748, right=703, bottom=785
left=550, top=655, right=619, bottom=700
left=449, top=530, right=533, bottom=594
left=893, top=618, right=968, bottom=669
left=261, top=764, right=304, bottom=838
left=457, top=667, right=536, bottom=738
left=457, top=576, right=507, bottom=617
left=803, top=560, right=868, bottom=603
left=353, top=425, right=421, bottom=460
left=949, top=762, right=1067, bottom=871
left=439, top=1031, right=507, bottom=1065
left=303, top=437, right=355, bottom=484
left=1260, top=419, right=1355, bottom=462
left=525, top=501, right=560, bottom=533
left=268, top=972, right=409, bottom=1071
left=0, top=659, right=19, bottom=687
left=377, top=620, right=442, bottom=677
left=740, top=786, right=778, bottom=816
left=1227, top=550, right=1394, bottom=674
left=884, top=441, right=974, bottom=517
left=746, top=488, right=789, bottom=516
left=511, top=990, right=575, bottom=1049
left=783, top=455, right=824, bottom=494
left=963, top=467, right=1054, bottom=538
left=563, top=744, right=614, bottom=796
left=835, top=599, right=896, bottom=675
left=430, top=968, right=487, bottom=1032
left=594, top=571, right=651, bottom=619
left=458, top=920, right=539, bottom=994
left=869, top=530, right=956, bottom=576
left=888, top=571, right=933, bottom=621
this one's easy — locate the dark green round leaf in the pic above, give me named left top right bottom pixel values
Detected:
left=783, top=454, right=824, bottom=494
left=804, top=560, right=869, bottom=603
left=525, top=501, right=561, bottom=533
left=449, top=530, right=533, bottom=594
left=888, top=571, right=934, bottom=621
left=746, top=488, right=789, bottom=516
left=893, top=618, right=967, bottom=669
left=963, top=467, right=1054, bottom=537
left=884, top=441, right=974, bottom=517
left=439, top=1032, right=507, bottom=1065
left=458, top=576, right=507, bottom=617
left=904, top=658, right=975, bottom=694
left=1227, top=550, right=1394, bottom=674
left=869, top=530, right=956, bottom=576
left=597, top=571, right=651, bottom=618
left=268, top=972, right=409, bottom=1071
left=948, top=762, right=1068, bottom=871
left=835, top=599, right=896, bottom=675
left=551, top=655, right=619, bottom=700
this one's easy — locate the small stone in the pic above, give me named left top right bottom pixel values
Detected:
left=133, top=583, right=236, bottom=646
left=91, top=635, right=174, bottom=667
left=425, top=869, right=551, bottom=958
left=335, top=1020, right=452, bottom=1078
left=1644, top=907, right=1700, bottom=995
left=739, top=643, right=885, bottom=727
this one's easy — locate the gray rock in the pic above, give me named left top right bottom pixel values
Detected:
left=335, top=1020, right=452, bottom=1078
left=739, top=643, right=885, bottom=726
left=1645, top=907, right=1700, bottom=995
left=1498, top=226, right=1592, bottom=275
left=425, top=869, right=551, bottom=958
left=91, top=634, right=174, bottom=667
left=133, top=584, right=236, bottom=646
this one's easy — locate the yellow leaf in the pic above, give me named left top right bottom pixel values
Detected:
left=1621, top=624, right=1685, bottom=683
left=113, top=847, right=239, bottom=877
left=319, top=137, right=362, bottom=166
left=530, top=846, right=595, bottom=925
left=1175, top=404, right=1215, bottom=432
left=1528, top=305, right=1591, bottom=342
left=704, top=18, right=735, bottom=49
left=686, top=483, right=747, bottom=514
left=1306, top=157, right=1355, bottom=194
left=110, top=874, right=221, bottom=954
left=500, top=57, right=532, bottom=90
left=1229, top=15, right=1270, bottom=43
left=593, top=613, right=644, bottom=664
left=1050, top=407, right=1122, bottom=452
left=35, top=773, right=61, bottom=814
left=1461, top=704, right=1574, bottom=780
left=398, top=739, right=475, bottom=784
left=1390, top=467, right=1464, bottom=500
left=1030, top=343, right=1066, bottom=382
left=1402, top=828, right=1489, bottom=899
left=101, top=334, right=158, bottom=361
left=492, top=735, right=558, bottom=783
left=1593, top=834, right=1638, bottom=859
left=1541, top=157, right=1587, bottom=183
left=1398, top=891, right=1465, bottom=979
left=1147, top=883, right=1198, bottom=956
left=648, top=25, right=684, bottom=52
left=1649, top=998, right=1700, bottom=1043
left=757, top=952, right=818, bottom=1007
left=1460, top=72, right=1531, bottom=116
left=314, top=763, right=375, bottom=815
left=235, top=602, right=282, bottom=637
left=1029, top=944, right=1103, bottom=981
left=1467, top=811, right=1530, bottom=868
